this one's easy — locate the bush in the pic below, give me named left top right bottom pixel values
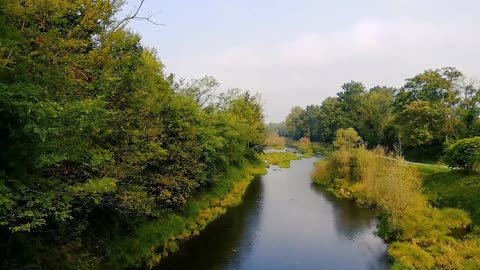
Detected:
left=445, top=137, right=480, bottom=171
left=265, top=133, right=286, bottom=149
left=333, top=128, right=363, bottom=150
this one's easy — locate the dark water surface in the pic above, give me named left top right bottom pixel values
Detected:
left=157, top=156, right=389, bottom=270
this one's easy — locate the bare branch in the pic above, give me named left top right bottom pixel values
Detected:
left=113, top=0, right=164, bottom=30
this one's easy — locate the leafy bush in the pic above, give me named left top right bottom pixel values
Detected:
left=445, top=137, right=480, bottom=171
left=333, top=128, right=364, bottom=150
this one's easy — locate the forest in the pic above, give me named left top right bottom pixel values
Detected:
left=279, top=67, right=480, bottom=162
left=0, top=0, right=266, bottom=268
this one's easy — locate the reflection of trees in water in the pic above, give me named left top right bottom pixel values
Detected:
left=309, top=183, right=388, bottom=270
left=309, top=183, right=378, bottom=240
left=157, top=176, right=264, bottom=270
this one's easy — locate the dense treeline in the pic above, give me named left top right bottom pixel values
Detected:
left=283, top=68, right=480, bottom=160
left=0, top=0, right=265, bottom=267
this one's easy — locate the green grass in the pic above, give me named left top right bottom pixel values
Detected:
left=410, top=163, right=450, bottom=176
left=260, top=152, right=301, bottom=168
left=310, top=142, right=333, bottom=156
left=422, top=170, right=480, bottom=225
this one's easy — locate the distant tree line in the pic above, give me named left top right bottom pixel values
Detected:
left=280, top=67, right=480, bottom=160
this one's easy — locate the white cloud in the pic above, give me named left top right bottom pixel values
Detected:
left=168, top=16, right=480, bottom=122
left=211, top=17, right=447, bottom=69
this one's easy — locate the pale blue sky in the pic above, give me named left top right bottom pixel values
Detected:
left=122, top=0, right=480, bottom=122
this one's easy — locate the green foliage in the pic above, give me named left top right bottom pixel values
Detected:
left=423, top=170, right=480, bottom=225
left=285, top=106, right=306, bottom=140
left=103, top=162, right=266, bottom=269
left=0, top=0, right=266, bottom=268
left=333, top=128, right=363, bottom=150
left=283, top=84, right=395, bottom=146
left=311, top=140, right=480, bottom=269
left=260, top=152, right=301, bottom=168
left=396, top=101, right=445, bottom=147
left=445, top=137, right=480, bottom=171
left=283, top=66, right=480, bottom=161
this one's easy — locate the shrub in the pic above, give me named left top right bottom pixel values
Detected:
left=297, top=137, right=314, bottom=156
left=265, top=133, right=286, bottom=149
left=445, top=137, right=480, bottom=172
left=333, top=128, right=363, bottom=150
left=310, top=159, right=332, bottom=185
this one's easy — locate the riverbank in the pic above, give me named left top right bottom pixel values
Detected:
left=260, top=151, right=301, bottom=168
left=311, top=147, right=480, bottom=269
left=420, top=168, right=480, bottom=226
left=97, top=160, right=268, bottom=269
left=158, top=154, right=388, bottom=269
left=286, top=138, right=333, bottom=157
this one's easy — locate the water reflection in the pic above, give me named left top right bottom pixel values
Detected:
left=157, top=176, right=264, bottom=270
left=157, top=157, right=389, bottom=270
left=310, top=183, right=378, bottom=239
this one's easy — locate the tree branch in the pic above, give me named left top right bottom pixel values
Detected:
left=114, top=0, right=164, bottom=30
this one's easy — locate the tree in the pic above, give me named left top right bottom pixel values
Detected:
left=285, top=106, right=306, bottom=139
left=175, top=76, right=220, bottom=107
left=445, top=137, right=480, bottom=172
left=0, top=1, right=267, bottom=267
left=333, top=128, right=364, bottom=150
left=394, top=67, right=463, bottom=111
left=393, top=67, right=466, bottom=157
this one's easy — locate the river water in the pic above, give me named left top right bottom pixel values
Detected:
left=157, top=156, right=389, bottom=270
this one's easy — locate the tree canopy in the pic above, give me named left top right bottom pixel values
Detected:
left=283, top=68, right=480, bottom=160
left=0, top=0, right=266, bottom=267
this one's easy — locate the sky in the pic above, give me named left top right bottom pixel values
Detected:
left=121, top=0, right=480, bottom=122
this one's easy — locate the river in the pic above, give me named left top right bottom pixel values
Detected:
left=157, top=155, right=389, bottom=270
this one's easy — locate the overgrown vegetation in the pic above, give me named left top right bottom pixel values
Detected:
left=103, top=162, right=268, bottom=269
left=265, top=133, right=286, bottom=149
left=287, top=137, right=314, bottom=157
left=311, top=129, right=480, bottom=269
left=0, top=0, right=266, bottom=268
left=423, top=170, right=480, bottom=226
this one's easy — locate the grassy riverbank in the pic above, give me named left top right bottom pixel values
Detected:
left=260, top=152, right=301, bottom=168
left=311, top=147, right=480, bottom=269
left=286, top=138, right=333, bottom=156
left=92, top=160, right=268, bottom=269
left=422, top=170, right=480, bottom=226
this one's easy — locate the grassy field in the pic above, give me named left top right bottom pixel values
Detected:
left=409, top=163, right=480, bottom=225
left=422, top=169, right=480, bottom=225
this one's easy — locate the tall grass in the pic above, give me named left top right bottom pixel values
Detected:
left=423, top=170, right=480, bottom=225
left=311, top=146, right=480, bottom=269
